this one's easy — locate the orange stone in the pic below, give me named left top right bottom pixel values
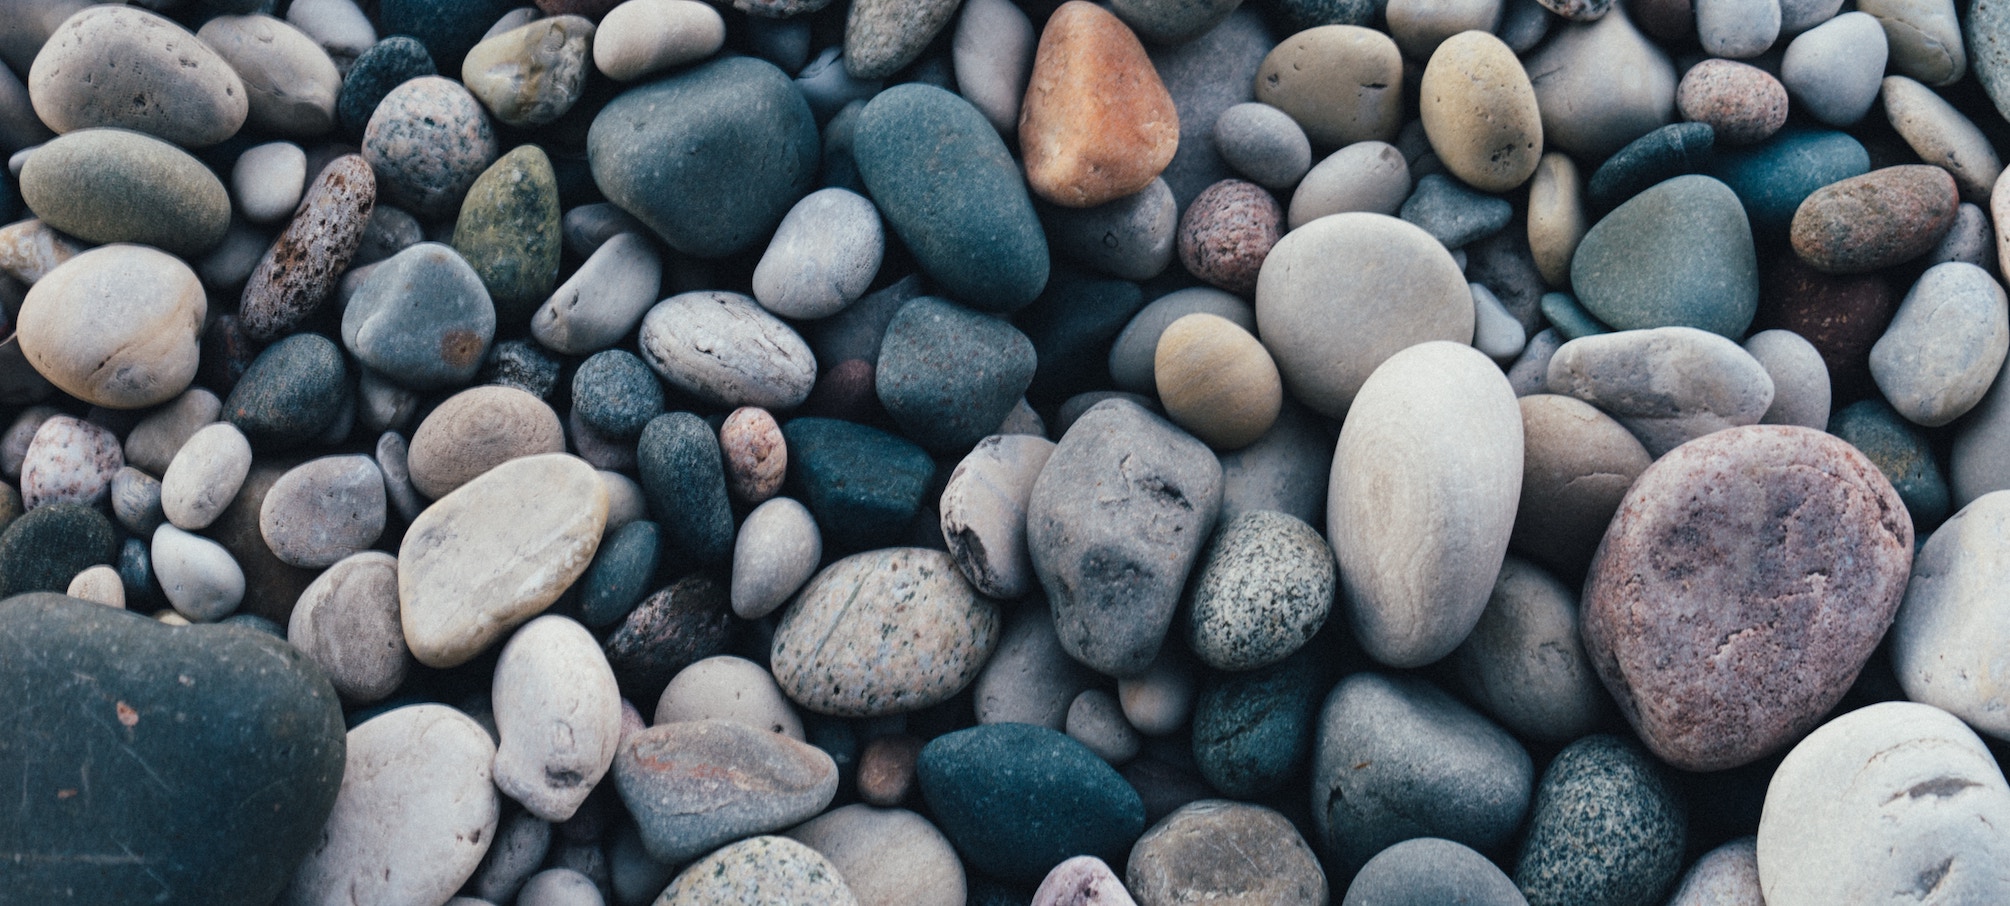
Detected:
left=1019, top=1, right=1178, bottom=208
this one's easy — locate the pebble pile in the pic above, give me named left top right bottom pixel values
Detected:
left=8, top=0, right=2010, bottom=903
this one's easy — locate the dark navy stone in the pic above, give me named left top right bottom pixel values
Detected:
left=1018, top=271, right=1147, bottom=401
left=1828, top=399, right=1951, bottom=530
left=378, top=0, right=517, bottom=82
left=0, top=503, right=115, bottom=598
left=479, top=338, right=563, bottom=401
left=1710, top=128, right=1872, bottom=240
left=1190, top=649, right=1322, bottom=798
left=917, top=723, right=1148, bottom=885
left=578, top=520, right=661, bottom=629
left=588, top=56, right=819, bottom=258
left=0, top=593, right=346, bottom=906
left=1540, top=291, right=1611, bottom=340
left=1271, top=0, right=1378, bottom=30
left=780, top=417, right=935, bottom=551
left=337, top=37, right=437, bottom=136
left=1514, top=734, right=1687, bottom=906
left=1400, top=173, right=1515, bottom=249
left=118, top=535, right=163, bottom=609
left=1587, top=122, right=1717, bottom=211
left=854, top=84, right=1051, bottom=313
left=574, top=350, right=665, bottom=441
left=875, top=297, right=1038, bottom=452
left=1570, top=174, right=1758, bottom=337
left=225, top=333, right=349, bottom=451
left=1343, top=837, right=1528, bottom=906
left=636, top=413, right=735, bottom=568
left=603, top=574, right=735, bottom=703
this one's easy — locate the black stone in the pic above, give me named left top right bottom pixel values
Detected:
left=1589, top=122, right=1717, bottom=211
left=337, top=36, right=437, bottom=137
left=603, top=575, right=735, bottom=703
left=636, top=413, right=735, bottom=568
left=780, top=417, right=935, bottom=551
left=0, top=503, right=116, bottom=597
left=225, top=333, right=348, bottom=451
left=377, top=0, right=516, bottom=84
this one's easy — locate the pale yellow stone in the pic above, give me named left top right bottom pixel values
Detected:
left=1528, top=152, right=1586, bottom=288
left=66, top=564, right=124, bottom=608
left=1420, top=30, right=1543, bottom=192
left=1154, top=313, right=1282, bottom=451
left=1255, top=26, right=1404, bottom=150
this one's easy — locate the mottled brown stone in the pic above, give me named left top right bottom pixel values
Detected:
left=720, top=406, right=785, bottom=505
left=1019, top=1, right=1178, bottom=208
left=239, top=155, right=376, bottom=342
left=1756, top=255, right=1899, bottom=399
left=1790, top=165, right=1959, bottom=274
left=856, top=733, right=922, bottom=807
left=1177, top=180, right=1281, bottom=296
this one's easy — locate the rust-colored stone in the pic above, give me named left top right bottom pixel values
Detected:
left=856, top=733, right=922, bottom=807
left=1756, top=255, right=1898, bottom=399
left=1019, top=1, right=1178, bottom=208
left=1789, top=164, right=1958, bottom=274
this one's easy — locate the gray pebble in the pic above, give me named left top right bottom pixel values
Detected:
left=1869, top=261, right=2009, bottom=427
left=109, top=466, right=164, bottom=537
left=1780, top=12, right=1887, bottom=126
left=752, top=188, right=883, bottom=320
left=152, top=523, right=244, bottom=622
left=1744, top=328, right=1832, bottom=429
left=939, top=434, right=1056, bottom=600
left=258, top=455, right=386, bottom=569
left=1217, top=400, right=1333, bottom=526
left=160, top=422, right=253, bottom=531
left=1448, top=556, right=1609, bottom=743
left=951, top=0, right=1034, bottom=136
left=1471, top=283, right=1527, bottom=362
left=1214, top=102, right=1313, bottom=190
left=1289, top=141, right=1412, bottom=230
left=1041, top=177, right=1178, bottom=282
left=1665, top=837, right=1762, bottom=906
left=287, top=551, right=408, bottom=703
left=1546, top=326, right=1776, bottom=457
left=973, top=602, right=1097, bottom=729
left=728, top=497, right=821, bottom=620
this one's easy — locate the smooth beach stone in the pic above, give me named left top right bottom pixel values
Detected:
left=341, top=242, right=495, bottom=392
left=577, top=520, right=658, bottom=628
left=1883, top=76, right=2000, bottom=203
left=27, top=6, right=247, bottom=147
left=197, top=15, right=341, bottom=137
left=973, top=602, right=1098, bottom=729
left=953, top=0, right=1034, bottom=137
left=1710, top=128, right=1870, bottom=239
left=1216, top=400, right=1332, bottom=526
left=1032, top=856, right=1134, bottom=906
left=1184, top=510, right=1333, bottom=671
left=876, top=296, right=1037, bottom=452
left=362, top=76, right=498, bottom=219
left=1973, top=0, right=2010, bottom=122
left=240, top=154, right=376, bottom=341
left=0, top=594, right=344, bottom=906
left=612, top=719, right=838, bottom=864
left=493, top=615, right=621, bottom=822
left=1677, top=59, right=1788, bottom=145
left=287, top=551, right=407, bottom=702
left=857, top=735, right=923, bottom=807
left=1523, top=9, right=1676, bottom=158
left=1254, top=26, right=1402, bottom=150
left=109, top=467, right=164, bottom=537
left=160, top=423, right=253, bottom=532
left=1792, top=165, right=1959, bottom=274
left=1513, top=736, right=1685, bottom=906
left=1857, top=0, right=1963, bottom=86
left=1696, top=0, right=1781, bottom=56
left=787, top=806, right=964, bottom=906
left=573, top=351, right=663, bottom=441
left=845, top=0, right=958, bottom=79
left=453, top=145, right=561, bottom=325
left=259, top=455, right=386, bottom=569
left=1586, top=123, right=1716, bottom=210
left=462, top=16, right=593, bottom=128
left=1147, top=6, right=1268, bottom=207
left=1570, top=175, right=1756, bottom=336
left=655, top=655, right=802, bottom=739
left=1472, top=284, right=1528, bottom=362
left=1329, top=342, right=1521, bottom=668
left=588, top=56, right=816, bottom=258
left=939, top=434, right=1055, bottom=600
left=1109, top=288, right=1255, bottom=394
left=1582, top=425, right=1912, bottom=771
left=1665, top=838, right=1762, bottom=906
left=1028, top=399, right=1222, bottom=677
left=855, top=84, right=1049, bottom=312
left=0, top=502, right=113, bottom=597
left=1931, top=201, right=1994, bottom=267
left=1509, top=394, right=1650, bottom=575
left=288, top=0, right=376, bottom=69
left=65, top=563, right=122, bottom=607
left=1020, top=2, right=1178, bottom=209
left=1526, top=153, right=1585, bottom=287
left=1891, top=492, right=2010, bottom=738
left=1153, top=313, right=1281, bottom=450
left=531, top=234, right=660, bottom=356
left=233, top=142, right=307, bottom=225
left=781, top=417, right=934, bottom=551
left=1255, top=212, right=1473, bottom=417
left=0, top=218, right=83, bottom=285
left=515, top=870, right=599, bottom=906
left=399, top=453, right=608, bottom=668
left=1311, top=672, right=1533, bottom=875
left=19, top=415, right=117, bottom=510
left=1177, top=179, right=1281, bottom=294
left=1420, top=31, right=1541, bottom=193
left=1042, top=177, right=1178, bottom=281
left=603, top=575, right=735, bottom=702
left=593, top=0, right=724, bottom=82
left=336, top=36, right=435, bottom=135
left=655, top=836, right=856, bottom=906
left=1214, top=102, right=1311, bottom=190
left=1869, top=262, right=2009, bottom=426
left=919, top=723, right=1146, bottom=885
left=1449, top=556, right=1607, bottom=743
left=1068, top=688, right=1142, bottom=763
left=153, top=523, right=245, bottom=622
left=1399, top=174, right=1513, bottom=250
left=1126, top=801, right=1327, bottom=906
left=639, top=291, right=816, bottom=411
left=1744, top=329, right=1832, bottom=429
left=405, top=385, right=565, bottom=499
left=1758, top=702, right=2010, bottom=904
left=720, top=407, right=785, bottom=505
left=636, top=412, right=736, bottom=567
left=772, top=548, right=1002, bottom=717
left=1830, top=399, right=1950, bottom=528
left=202, top=462, right=319, bottom=625
left=1117, top=649, right=1197, bottom=735
left=20, top=129, right=227, bottom=257
left=1546, top=327, right=1775, bottom=457
left=1342, top=838, right=1526, bottom=906
left=16, top=244, right=203, bottom=409
left=752, top=188, right=882, bottom=321
left=1288, top=141, right=1412, bottom=228
left=1788, top=12, right=1894, bottom=127
left=284, top=705, right=499, bottom=906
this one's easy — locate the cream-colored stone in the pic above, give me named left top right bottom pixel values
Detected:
left=593, top=0, right=725, bottom=82
left=16, top=244, right=203, bottom=409
left=1527, top=152, right=1586, bottom=287
left=1420, top=31, right=1543, bottom=192
left=1255, top=26, right=1404, bottom=150
left=1153, top=313, right=1282, bottom=450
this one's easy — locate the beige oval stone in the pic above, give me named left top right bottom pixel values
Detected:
left=1421, top=31, right=1543, bottom=192
left=1154, top=312, right=1282, bottom=450
left=399, top=453, right=608, bottom=668
left=1255, top=26, right=1404, bottom=150
left=593, top=0, right=726, bottom=82
left=462, top=16, right=596, bottom=129
left=1883, top=74, right=2003, bottom=204
left=196, top=15, right=341, bottom=137
left=1019, top=1, right=1178, bottom=208
left=17, top=244, right=203, bottom=409
left=1527, top=152, right=1586, bottom=287
left=406, top=385, right=566, bottom=499
left=1511, top=394, right=1652, bottom=576
left=28, top=5, right=249, bottom=147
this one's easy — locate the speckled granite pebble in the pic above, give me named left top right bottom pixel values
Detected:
left=654, top=836, right=857, bottom=906
left=362, top=76, right=499, bottom=218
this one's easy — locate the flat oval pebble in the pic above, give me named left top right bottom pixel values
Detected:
left=399, top=453, right=607, bottom=668
left=234, top=143, right=306, bottom=226
left=772, top=547, right=1001, bottom=717
left=1513, top=735, right=1686, bottom=906
left=1343, top=838, right=1527, bottom=906
left=197, top=15, right=342, bottom=137
left=258, top=455, right=386, bottom=569
left=611, top=718, right=838, bottom=864
left=406, top=385, right=565, bottom=499
left=593, top=0, right=725, bottom=82
left=918, top=722, right=1145, bottom=885
left=1254, top=26, right=1404, bottom=150
left=19, top=414, right=118, bottom=510
left=1288, top=141, right=1412, bottom=229
left=1126, top=800, right=1328, bottom=905
left=1184, top=510, right=1334, bottom=671
left=655, top=836, right=857, bottom=906
left=1864, top=0, right=1966, bottom=87
left=1546, top=326, right=1775, bottom=457
left=1154, top=312, right=1281, bottom=451
left=752, top=188, right=883, bottom=321
left=1177, top=179, right=1282, bottom=296
left=639, top=291, right=817, bottom=411
left=1677, top=59, right=1788, bottom=145
left=452, top=144, right=561, bottom=325
left=362, top=76, right=498, bottom=218
left=1214, top=102, right=1312, bottom=190
left=727, top=498, right=819, bottom=623
left=1791, top=164, right=1959, bottom=274
left=656, top=654, right=802, bottom=739
left=572, top=350, right=663, bottom=440
left=720, top=406, right=785, bottom=505
left=1744, top=328, right=1832, bottom=429
left=16, top=243, right=203, bottom=410
left=1583, top=425, right=1912, bottom=771
left=1882, top=75, right=2001, bottom=203
left=780, top=417, right=935, bottom=551
left=1020, top=2, right=1178, bottom=208
left=28, top=5, right=248, bottom=147
left=1869, top=261, right=2009, bottom=427
left=286, top=550, right=408, bottom=702
left=492, top=614, right=621, bottom=822
left=603, top=574, right=735, bottom=701
left=1420, top=31, right=1542, bottom=192
left=152, top=523, right=245, bottom=622
left=1781, top=12, right=1888, bottom=127
left=789, top=806, right=963, bottom=906
left=1510, top=394, right=1650, bottom=575
left=161, top=422, right=255, bottom=533
left=1571, top=174, right=1757, bottom=336
left=1042, top=176, right=1179, bottom=281
left=939, top=433, right=1055, bottom=600
left=22, top=127, right=228, bottom=257
left=636, top=411, right=736, bottom=566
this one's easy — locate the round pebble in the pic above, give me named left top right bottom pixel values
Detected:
left=1153, top=312, right=1281, bottom=450
left=17, top=244, right=205, bottom=409
left=1177, top=179, right=1282, bottom=295
left=1677, top=58, right=1789, bottom=144
left=362, top=76, right=499, bottom=218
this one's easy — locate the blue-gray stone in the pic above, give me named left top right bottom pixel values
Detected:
left=1540, top=292, right=1611, bottom=340
left=1709, top=128, right=1871, bottom=239
left=0, top=503, right=115, bottom=598
left=1190, top=648, right=1322, bottom=798
left=1272, top=0, right=1377, bottom=30
left=1570, top=174, right=1758, bottom=337
left=578, top=520, right=661, bottom=629
left=573, top=350, right=664, bottom=441
left=1828, top=398, right=1951, bottom=530
left=588, top=56, right=818, bottom=258
left=636, top=413, right=735, bottom=569
left=794, top=46, right=882, bottom=122
left=1400, top=173, right=1515, bottom=249
left=0, top=593, right=346, bottom=906
left=1343, top=837, right=1529, bottom=906
left=853, top=84, right=1050, bottom=313
left=337, top=37, right=436, bottom=136
left=918, top=723, right=1146, bottom=885
left=1514, top=734, right=1687, bottom=906
left=1587, top=122, right=1716, bottom=210
left=225, top=333, right=349, bottom=451
left=341, top=242, right=496, bottom=392
left=378, top=0, right=517, bottom=82
left=875, top=296, right=1037, bottom=451
left=1968, top=0, right=2010, bottom=123
left=119, top=535, right=163, bottom=609
left=780, top=417, right=934, bottom=552
left=1018, top=271, right=1147, bottom=401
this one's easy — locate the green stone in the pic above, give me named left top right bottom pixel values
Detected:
left=453, top=144, right=561, bottom=326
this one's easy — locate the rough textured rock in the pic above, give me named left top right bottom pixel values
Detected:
left=1513, top=735, right=1686, bottom=906
left=1126, top=801, right=1328, bottom=906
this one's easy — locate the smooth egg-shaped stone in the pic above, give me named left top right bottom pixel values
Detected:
left=1790, top=164, right=1959, bottom=274
left=1523, top=8, right=1677, bottom=158
left=399, top=453, right=608, bottom=668
left=492, top=614, right=621, bottom=822
left=20, top=128, right=230, bottom=257
left=751, top=187, right=884, bottom=320
left=1449, top=555, right=1609, bottom=743
left=730, top=497, right=821, bottom=620
left=286, top=551, right=408, bottom=702
left=1184, top=510, right=1335, bottom=671
left=362, top=76, right=498, bottom=218
left=612, top=719, right=838, bottom=864
left=1870, top=262, right=2010, bottom=427
left=1254, top=25, right=1404, bottom=150
left=530, top=231, right=662, bottom=355
left=1891, top=491, right=2010, bottom=739
left=28, top=5, right=248, bottom=147
left=452, top=144, right=561, bottom=326
left=772, top=548, right=1002, bottom=717
left=1154, top=313, right=1282, bottom=451
left=18, top=246, right=203, bottom=409
left=1420, top=31, right=1542, bottom=192
left=1571, top=174, right=1757, bottom=336
left=405, top=385, right=566, bottom=499
left=1510, top=394, right=1651, bottom=576
left=855, top=83, right=1049, bottom=312
left=1758, top=702, right=2010, bottom=904
left=1583, top=425, right=1913, bottom=771
left=639, top=291, right=816, bottom=411
left=461, top=16, right=594, bottom=129
left=1329, top=341, right=1522, bottom=668
left=341, top=242, right=496, bottom=392
left=592, top=0, right=725, bottom=82
left=152, top=524, right=245, bottom=623
left=1546, top=326, right=1776, bottom=457
left=1254, top=212, right=1474, bottom=418
left=258, top=455, right=387, bottom=569
left=196, top=15, right=342, bottom=137
left=875, top=295, right=1037, bottom=452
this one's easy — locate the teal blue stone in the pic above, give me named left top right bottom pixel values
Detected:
left=875, top=296, right=1038, bottom=452
left=1588, top=122, right=1715, bottom=210
left=918, top=723, right=1146, bottom=885
left=337, top=37, right=435, bottom=136
left=578, top=520, right=661, bottom=629
left=1540, top=291, right=1611, bottom=340
left=1190, top=649, right=1322, bottom=798
left=588, top=56, right=819, bottom=258
left=780, top=417, right=935, bottom=551
left=636, top=414, right=734, bottom=568
left=854, top=84, right=1050, bottom=313
left=1828, top=399, right=1950, bottom=530
left=1709, top=128, right=1870, bottom=239
left=1570, top=174, right=1758, bottom=337
left=1018, top=271, right=1145, bottom=400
